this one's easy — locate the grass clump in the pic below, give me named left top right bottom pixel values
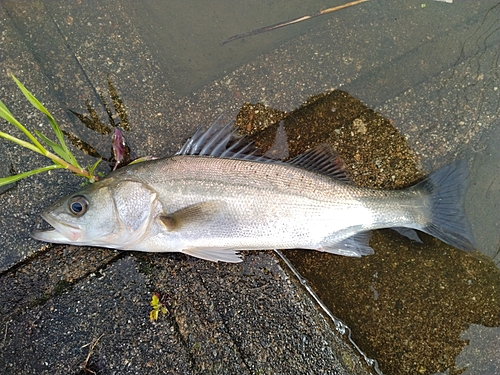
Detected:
left=0, top=75, right=101, bottom=187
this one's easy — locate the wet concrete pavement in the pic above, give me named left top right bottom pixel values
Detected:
left=1, top=1, right=499, bottom=374
left=1, top=251, right=372, bottom=374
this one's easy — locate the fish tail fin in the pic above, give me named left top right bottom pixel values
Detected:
left=415, top=159, right=476, bottom=251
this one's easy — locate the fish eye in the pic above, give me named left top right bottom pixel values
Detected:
left=68, top=195, right=89, bottom=216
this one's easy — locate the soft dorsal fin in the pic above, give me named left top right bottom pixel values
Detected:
left=176, top=117, right=269, bottom=162
left=288, top=144, right=352, bottom=183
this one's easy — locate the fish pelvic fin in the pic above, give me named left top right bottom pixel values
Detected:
left=415, top=159, right=476, bottom=252
left=182, top=248, right=243, bottom=263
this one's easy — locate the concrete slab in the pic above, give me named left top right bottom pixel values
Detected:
left=0, top=253, right=372, bottom=374
left=1, top=1, right=499, bottom=374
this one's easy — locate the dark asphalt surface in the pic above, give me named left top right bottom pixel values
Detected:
left=1, top=1, right=499, bottom=374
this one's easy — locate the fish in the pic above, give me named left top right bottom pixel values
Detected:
left=32, top=119, right=476, bottom=262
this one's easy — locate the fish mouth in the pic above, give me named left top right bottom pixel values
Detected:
left=32, top=212, right=83, bottom=243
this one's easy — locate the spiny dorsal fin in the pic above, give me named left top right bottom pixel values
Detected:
left=176, top=117, right=269, bottom=162
left=288, top=144, right=352, bottom=183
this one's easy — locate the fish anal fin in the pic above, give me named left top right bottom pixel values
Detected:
left=160, top=201, right=224, bottom=232
left=318, top=231, right=373, bottom=257
left=182, top=248, right=243, bottom=263
left=392, top=227, right=422, bottom=243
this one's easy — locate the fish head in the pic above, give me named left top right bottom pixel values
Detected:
left=33, top=178, right=160, bottom=249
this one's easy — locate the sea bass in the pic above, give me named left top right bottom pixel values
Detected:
left=33, top=120, right=476, bottom=262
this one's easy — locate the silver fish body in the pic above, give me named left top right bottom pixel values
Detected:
left=33, top=122, right=476, bottom=262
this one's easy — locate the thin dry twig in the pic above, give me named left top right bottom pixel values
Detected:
left=221, top=0, right=369, bottom=45
left=2, top=321, right=9, bottom=347
left=81, top=333, right=105, bottom=374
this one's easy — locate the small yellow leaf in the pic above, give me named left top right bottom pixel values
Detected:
left=149, top=292, right=168, bottom=321
left=150, top=309, right=159, bottom=322
left=150, top=293, right=160, bottom=308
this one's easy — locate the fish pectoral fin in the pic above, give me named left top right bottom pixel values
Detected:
left=160, top=201, right=225, bottom=231
left=182, top=247, right=243, bottom=263
left=318, top=232, right=374, bottom=257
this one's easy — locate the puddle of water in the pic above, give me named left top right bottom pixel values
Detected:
left=238, top=88, right=500, bottom=375
left=285, top=232, right=500, bottom=375
left=119, top=0, right=333, bottom=96
left=467, top=126, right=500, bottom=267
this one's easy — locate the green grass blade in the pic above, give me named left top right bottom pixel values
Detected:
left=0, top=164, right=64, bottom=187
left=88, top=158, right=102, bottom=175
left=0, top=102, right=22, bottom=128
left=0, top=100, right=14, bottom=117
left=34, top=129, right=74, bottom=164
left=0, top=100, right=46, bottom=153
left=11, top=75, right=78, bottom=165
left=128, top=156, right=156, bottom=165
left=12, top=75, right=53, bottom=119
left=44, top=115, right=78, bottom=164
left=87, top=158, right=102, bottom=183
left=0, top=130, right=45, bottom=155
